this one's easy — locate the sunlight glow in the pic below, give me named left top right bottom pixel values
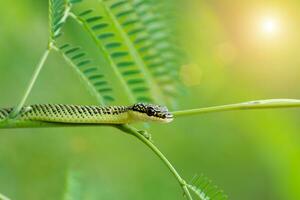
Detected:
left=260, top=17, right=280, bottom=36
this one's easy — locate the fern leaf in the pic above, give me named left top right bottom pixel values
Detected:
left=68, top=0, right=83, bottom=3
left=49, top=0, right=68, bottom=40
left=68, top=0, right=186, bottom=105
left=102, top=0, right=185, bottom=107
left=59, top=43, right=115, bottom=105
left=132, top=0, right=185, bottom=87
left=102, top=0, right=174, bottom=103
left=187, top=174, right=228, bottom=200
left=71, top=9, right=154, bottom=103
left=49, top=0, right=82, bottom=40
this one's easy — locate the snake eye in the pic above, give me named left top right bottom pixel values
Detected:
left=147, top=108, right=155, bottom=116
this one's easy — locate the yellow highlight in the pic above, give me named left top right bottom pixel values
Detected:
left=260, top=17, right=280, bottom=36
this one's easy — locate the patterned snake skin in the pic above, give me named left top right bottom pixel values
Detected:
left=0, top=104, right=129, bottom=124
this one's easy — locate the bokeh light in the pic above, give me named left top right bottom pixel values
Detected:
left=260, top=16, right=281, bottom=37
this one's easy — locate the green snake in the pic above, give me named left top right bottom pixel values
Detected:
left=0, top=103, right=173, bottom=124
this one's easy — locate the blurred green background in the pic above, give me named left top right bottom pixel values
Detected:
left=0, top=0, right=300, bottom=199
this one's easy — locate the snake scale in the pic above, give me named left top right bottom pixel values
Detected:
left=0, top=103, right=173, bottom=124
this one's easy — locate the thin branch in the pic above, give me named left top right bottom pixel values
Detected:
left=0, top=192, right=10, bottom=200
left=60, top=5, right=71, bottom=28
left=2, top=99, right=300, bottom=129
left=172, top=99, right=300, bottom=117
left=118, top=124, right=193, bottom=200
left=10, top=1, right=73, bottom=118
left=9, top=47, right=51, bottom=118
left=0, top=119, right=115, bottom=129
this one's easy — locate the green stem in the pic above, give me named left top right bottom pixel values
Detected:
left=118, top=124, right=193, bottom=200
left=9, top=46, right=51, bottom=118
left=172, top=99, right=300, bottom=117
left=0, top=192, right=10, bottom=200
left=2, top=99, right=300, bottom=129
left=0, top=119, right=114, bottom=129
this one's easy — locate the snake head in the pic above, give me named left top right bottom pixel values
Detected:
left=130, top=103, right=173, bottom=123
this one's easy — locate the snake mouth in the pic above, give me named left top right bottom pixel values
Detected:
left=165, top=113, right=173, bottom=118
left=166, top=115, right=173, bottom=119
left=163, top=113, right=173, bottom=122
left=164, top=117, right=173, bottom=123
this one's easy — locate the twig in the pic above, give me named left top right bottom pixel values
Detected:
left=118, top=124, right=193, bottom=200
left=2, top=99, right=300, bottom=129
left=0, top=192, right=10, bottom=200
left=172, top=99, right=300, bottom=117
left=9, top=47, right=51, bottom=118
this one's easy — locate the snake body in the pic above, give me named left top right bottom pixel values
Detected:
left=0, top=103, right=173, bottom=124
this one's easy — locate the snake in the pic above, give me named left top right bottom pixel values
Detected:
left=0, top=103, right=173, bottom=124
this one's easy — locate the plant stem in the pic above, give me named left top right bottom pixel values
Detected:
left=0, top=192, right=10, bottom=200
left=2, top=99, right=300, bottom=129
left=0, top=119, right=109, bottom=129
left=118, top=124, right=193, bottom=200
left=9, top=46, right=51, bottom=118
left=172, top=99, right=300, bottom=117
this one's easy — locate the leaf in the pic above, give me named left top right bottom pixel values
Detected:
left=134, top=0, right=187, bottom=90
left=49, top=0, right=82, bottom=40
left=49, top=0, right=68, bottom=39
left=59, top=43, right=115, bottom=105
left=65, top=0, right=186, bottom=105
left=103, top=0, right=185, bottom=105
left=72, top=9, right=154, bottom=103
left=187, top=174, right=228, bottom=200
left=68, top=0, right=83, bottom=3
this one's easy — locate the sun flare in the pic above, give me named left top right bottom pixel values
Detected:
left=259, top=16, right=281, bottom=37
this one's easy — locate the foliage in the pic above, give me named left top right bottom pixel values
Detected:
left=58, top=43, right=115, bottom=104
left=188, top=175, right=227, bottom=200
left=49, top=0, right=68, bottom=40
left=46, top=0, right=185, bottom=105
left=0, top=0, right=300, bottom=200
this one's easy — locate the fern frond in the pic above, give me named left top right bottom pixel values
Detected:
left=68, top=0, right=83, bottom=3
left=187, top=174, right=228, bottom=200
left=49, top=0, right=68, bottom=40
left=131, top=0, right=175, bottom=63
left=66, top=0, right=186, bottom=105
left=102, top=0, right=178, bottom=103
left=49, top=0, right=82, bottom=41
left=103, top=0, right=186, bottom=106
left=101, top=0, right=169, bottom=102
left=58, top=43, right=115, bottom=105
left=70, top=10, right=154, bottom=103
